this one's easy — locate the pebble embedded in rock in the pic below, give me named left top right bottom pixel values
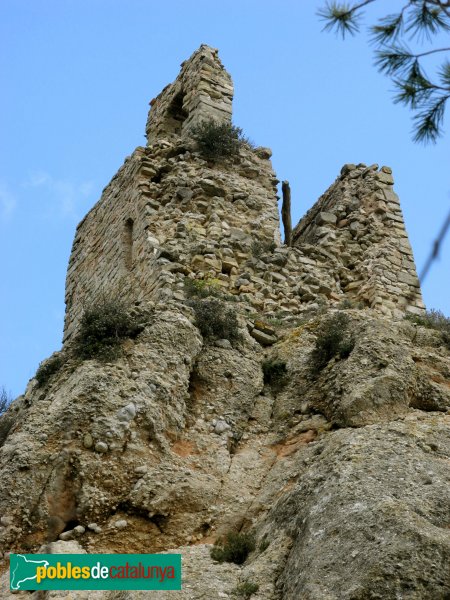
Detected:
left=117, top=402, right=137, bottom=422
left=113, top=520, right=128, bottom=529
left=215, top=339, right=232, bottom=349
left=74, top=525, right=85, bottom=534
left=82, top=433, right=93, bottom=449
left=94, top=441, right=108, bottom=453
left=214, top=420, right=230, bottom=434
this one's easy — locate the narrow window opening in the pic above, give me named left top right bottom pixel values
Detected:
left=124, top=218, right=134, bottom=270
left=163, top=90, right=188, bottom=136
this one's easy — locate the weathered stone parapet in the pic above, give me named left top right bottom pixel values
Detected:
left=292, top=163, right=425, bottom=318
left=146, top=45, right=233, bottom=145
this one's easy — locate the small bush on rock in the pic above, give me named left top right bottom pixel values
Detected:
left=74, top=297, right=142, bottom=362
left=310, top=312, right=355, bottom=374
left=35, top=354, right=65, bottom=387
left=232, top=581, right=259, bottom=598
left=192, top=119, right=250, bottom=161
left=210, top=531, right=255, bottom=565
left=406, top=309, right=450, bottom=350
left=251, top=239, right=276, bottom=258
left=190, top=299, right=240, bottom=343
left=258, top=536, right=270, bottom=552
left=184, top=277, right=221, bottom=299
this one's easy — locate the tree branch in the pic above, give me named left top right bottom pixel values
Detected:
left=414, top=47, right=450, bottom=58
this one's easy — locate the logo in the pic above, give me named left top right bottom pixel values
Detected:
left=10, top=554, right=181, bottom=591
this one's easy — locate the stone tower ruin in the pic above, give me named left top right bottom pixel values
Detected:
left=63, top=44, right=424, bottom=343
left=3, top=47, right=449, bottom=600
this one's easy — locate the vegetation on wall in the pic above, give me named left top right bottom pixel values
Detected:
left=191, top=118, right=251, bottom=161
left=35, top=354, right=66, bottom=387
left=74, top=297, right=142, bottom=361
left=232, top=581, right=260, bottom=598
left=0, top=387, right=14, bottom=447
left=310, top=312, right=355, bottom=374
left=210, top=531, right=256, bottom=565
left=0, top=387, right=12, bottom=416
left=406, top=308, right=450, bottom=349
left=184, top=277, right=222, bottom=299
left=190, top=298, right=241, bottom=343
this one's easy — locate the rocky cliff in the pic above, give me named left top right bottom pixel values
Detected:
left=0, top=45, right=449, bottom=600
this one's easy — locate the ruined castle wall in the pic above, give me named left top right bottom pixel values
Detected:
left=292, top=163, right=425, bottom=317
left=146, top=45, right=233, bottom=145
left=63, top=137, right=282, bottom=342
left=63, top=147, right=161, bottom=342
left=63, top=46, right=425, bottom=345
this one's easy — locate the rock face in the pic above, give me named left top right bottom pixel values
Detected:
left=0, top=45, right=449, bottom=599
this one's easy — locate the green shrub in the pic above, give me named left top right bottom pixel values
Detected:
left=184, top=277, right=221, bottom=299
left=258, top=536, right=270, bottom=553
left=310, top=312, right=355, bottom=374
left=74, top=297, right=142, bottom=361
left=232, top=581, right=259, bottom=598
left=262, top=359, right=287, bottom=391
left=251, top=239, right=276, bottom=258
left=190, top=299, right=240, bottom=343
left=406, top=309, right=450, bottom=349
left=191, top=119, right=251, bottom=161
left=35, top=354, right=65, bottom=387
left=210, top=531, right=255, bottom=565
left=338, top=298, right=364, bottom=310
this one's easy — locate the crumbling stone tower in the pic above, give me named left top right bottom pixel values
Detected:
left=63, top=44, right=424, bottom=343
left=146, top=45, right=233, bottom=143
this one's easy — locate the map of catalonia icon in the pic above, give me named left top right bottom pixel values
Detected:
left=10, top=554, right=50, bottom=590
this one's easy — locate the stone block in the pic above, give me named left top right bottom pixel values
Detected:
left=316, top=212, right=337, bottom=226
left=376, top=171, right=394, bottom=185
left=398, top=271, right=420, bottom=288
left=341, top=164, right=356, bottom=176
left=250, top=328, right=277, bottom=346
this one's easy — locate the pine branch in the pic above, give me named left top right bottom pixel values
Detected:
left=439, top=59, right=450, bottom=86
left=375, top=46, right=450, bottom=75
left=371, top=12, right=405, bottom=45
left=413, top=95, right=448, bottom=142
left=393, top=75, right=436, bottom=108
left=317, top=1, right=376, bottom=37
left=318, top=0, right=450, bottom=142
left=375, top=44, right=415, bottom=75
left=406, top=1, right=450, bottom=41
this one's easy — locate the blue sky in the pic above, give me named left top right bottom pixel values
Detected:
left=1, top=0, right=449, bottom=398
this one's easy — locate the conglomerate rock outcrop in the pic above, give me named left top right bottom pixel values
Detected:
left=0, top=45, right=448, bottom=599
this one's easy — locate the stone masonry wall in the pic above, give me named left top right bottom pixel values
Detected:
left=63, top=136, right=282, bottom=342
left=63, top=147, right=160, bottom=342
left=292, top=163, right=425, bottom=318
left=146, top=45, right=233, bottom=145
left=63, top=45, right=425, bottom=344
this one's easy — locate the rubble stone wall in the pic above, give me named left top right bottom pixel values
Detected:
left=146, top=45, right=233, bottom=145
left=63, top=135, right=282, bottom=342
left=63, top=147, right=161, bottom=342
left=63, top=45, right=425, bottom=344
left=292, top=163, right=424, bottom=317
